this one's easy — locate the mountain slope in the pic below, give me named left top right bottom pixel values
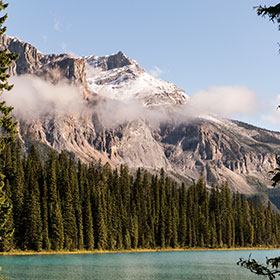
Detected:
left=2, top=35, right=280, bottom=195
left=85, top=51, right=188, bottom=106
left=1, top=35, right=89, bottom=99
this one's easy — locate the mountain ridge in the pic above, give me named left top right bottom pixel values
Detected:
left=1, top=34, right=279, bottom=196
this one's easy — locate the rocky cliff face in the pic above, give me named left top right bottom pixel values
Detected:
left=156, top=117, right=279, bottom=193
left=86, top=51, right=136, bottom=71
left=1, top=35, right=89, bottom=98
left=1, top=35, right=43, bottom=75
left=18, top=111, right=279, bottom=194
left=3, top=35, right=280, bottom=195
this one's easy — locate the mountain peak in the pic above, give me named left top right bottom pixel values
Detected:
left=3, top=34, right=279, bottom=197
left=85, top=50, right=138, bottom=71
left=85, top=51, right=188, bottom=106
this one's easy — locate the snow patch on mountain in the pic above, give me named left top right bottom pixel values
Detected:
left=84, top=52, right=189, bottom=106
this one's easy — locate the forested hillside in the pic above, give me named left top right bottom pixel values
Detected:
left=1, top=141, right=280, bottom=252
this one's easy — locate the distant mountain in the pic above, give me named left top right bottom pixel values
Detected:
left=1, top=34, right=280, bottom=199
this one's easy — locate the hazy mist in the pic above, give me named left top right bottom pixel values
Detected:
left=2, top=75, right=260, bottom=129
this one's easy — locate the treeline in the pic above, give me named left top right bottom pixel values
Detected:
left=0, top=142, right=280, bottom=251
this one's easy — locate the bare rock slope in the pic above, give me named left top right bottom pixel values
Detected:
left=1, top=35, right=89, bottom=98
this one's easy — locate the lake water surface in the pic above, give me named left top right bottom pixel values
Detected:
left=0, top=249, right=279, bottom=280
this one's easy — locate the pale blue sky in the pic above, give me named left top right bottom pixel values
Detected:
left=5, top=0, right=280, bottom=131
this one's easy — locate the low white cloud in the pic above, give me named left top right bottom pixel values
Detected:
left=188, top=86, right=259, bottom=118
left=2, top=75, right=88, bottom=121
left=261, top=113, right=280, bottom=126
left=61, top=42, right=77, bottom=57
left=93, top=85, right=261, bottom=129
left=260, top=95, right=280, bottom=127
left=85, top=64, right=102, bottom=78
left=1, top=75, right=262, bottom=131
left=149, top=66, right=163, bottom=78
left=96, top=98, right=169, bottom=128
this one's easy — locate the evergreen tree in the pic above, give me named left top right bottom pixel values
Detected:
left=178, top=184, right=187, bottom=247
left=158, top=172, right=166, bottom=248
left=131, top=214, right=139, bottom=249
left=45, top=151, right=64, bottom=250
left=255, top=3, right=280, bottom=31
left=41, top=179, right=50, bottom=250
left=171, top=189, right=179, bottom=248
left=0, top=179, right=13, bottom=251
left=57, top=152, right=78, bottom=250
left=221, top=183, right=233, bottom=247
left=70, top=158, right=84, bottom=250
left=96, top=184, right=107, bottom=250
left=0, top=1, right=17, bottom=152
left=265, top=201, right=273, bottom=245
left=83, top=178, right=94, bottom=250
left=9, top=141, right=24, bottom=247
left=0, top=138, right=280, bottom=255
left=63, top=181, right=78, bottom=250
left=23, top=158, right=42, bottom=251
left=0, top=0, right=17, bottom=252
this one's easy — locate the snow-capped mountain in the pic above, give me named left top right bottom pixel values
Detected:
left=2, top=35, right=280, bottom=201
left=85, top=51, right=189, bottom=106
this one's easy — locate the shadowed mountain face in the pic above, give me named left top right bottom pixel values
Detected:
left=2, top=35, right=280, bottom=196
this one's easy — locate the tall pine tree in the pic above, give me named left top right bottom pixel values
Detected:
left=0, top=0, right=17, bottom=252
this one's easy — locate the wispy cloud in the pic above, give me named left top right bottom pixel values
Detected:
left=96, top=85, right=261, bottom=129
left=188, top=86, right=259, bottom=118
left=61, top=42, right=77, bottom=56
left=261, top=113, right=280, bottom=126
left=260, top=95, right=280, bottom=127
left=149, top=66, right=163, bottom=78
left=61, top=42, right=67, bottom=52
left=4, top=75, right=88, bottom=121
left=54, top=19, right=62, bottom=31
left=42, top=35, right=48, bottom=43
left=3, top=75, right=264, bottom=131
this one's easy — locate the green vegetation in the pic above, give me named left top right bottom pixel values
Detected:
left=237, top=3, right=280, bottom=279
left=238, top=255, right=280, bottom=280
left=1, top=143, right=280, bottom=252
left=255, top=3, right=280, bottom=30
left=0, top=1, right=18, bottom=279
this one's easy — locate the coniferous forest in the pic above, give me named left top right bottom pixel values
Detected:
left=1, top=141, right=280, bottom=252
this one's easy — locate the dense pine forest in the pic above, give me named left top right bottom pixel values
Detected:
left=0, top=141, right=280, bottom=252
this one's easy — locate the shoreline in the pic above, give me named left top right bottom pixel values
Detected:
left=1, top=247, right=280, bottom=256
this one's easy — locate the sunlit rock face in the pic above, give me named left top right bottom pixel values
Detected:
left=3, top=35, right=280, bottom=195
left=1, top=35, right=89, bottom=98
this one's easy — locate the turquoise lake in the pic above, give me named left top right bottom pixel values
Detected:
left=0, top=249, right=279, bottom=280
